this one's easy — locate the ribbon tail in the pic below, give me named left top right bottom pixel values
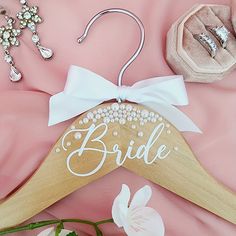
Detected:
left=48, top=92, right=103, bottom=126
left=140, top=102, right=202, bottom=133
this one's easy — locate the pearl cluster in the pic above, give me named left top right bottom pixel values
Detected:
left=54, top=104, right=179, bottom=154
left=78, top=103, right=162, bottom=126
left=72, top=103, right=173, bottom=138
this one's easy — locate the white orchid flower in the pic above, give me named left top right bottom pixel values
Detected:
left=37, top=227, right=74, bottom=236
left=112, top=184, right=165, bottom=236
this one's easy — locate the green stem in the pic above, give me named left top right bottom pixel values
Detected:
left=0, top=218, right=113, bottom=235
left=96, top=218, right=114, bottom=225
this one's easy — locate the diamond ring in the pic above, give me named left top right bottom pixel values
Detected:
left=206, top=25, right=230, bottom=49
left=194, top=33, right=218, bottom=58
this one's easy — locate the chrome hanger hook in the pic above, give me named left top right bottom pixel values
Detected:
left=77, top=8, right=145, bottom=87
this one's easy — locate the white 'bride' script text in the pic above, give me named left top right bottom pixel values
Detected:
left=65, top=122, right=171, bottom=177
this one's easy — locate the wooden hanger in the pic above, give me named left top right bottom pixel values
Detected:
left=0, top=8, right=235, bottom=230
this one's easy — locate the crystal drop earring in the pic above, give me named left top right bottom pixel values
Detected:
left=0, top=7, right=22, bottom=82
left=17, top=0, right=53, bottom=60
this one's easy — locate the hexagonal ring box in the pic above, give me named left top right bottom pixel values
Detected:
left=167, top=4, right=236, bottom=83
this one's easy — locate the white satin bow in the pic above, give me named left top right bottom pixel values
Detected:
left=49, top=65, right=201, bottom=133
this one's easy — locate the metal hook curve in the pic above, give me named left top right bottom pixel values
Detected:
left=77, top=8, right=145, bottom=87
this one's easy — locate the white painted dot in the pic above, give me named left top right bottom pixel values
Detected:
left=140, top=122, right=145, bottom=126
left=71, top=125, right=76, bottom=130
left=55, top=148, right=61, bottom=153
left=167, top=130, right=171, bottom=134
left=92, top=118, right=97, bottom=123
left=138, top=131, right=144, bottom=137
left=95, top=114, right=101, bottom=119
left=158, top=117, right=163, bottom=122
left=67, top=142, right=72, bottom=146
left=130, top=140, right=135, bottom=145
left=79, top=120, right=83, bottom=125
left=174, top=146, right=179, bottom=151
left=131, top=124, right=136, bottom=129
left=74, top=132, right=82, bottom=140
left=113, top=131, right=118, bottom=136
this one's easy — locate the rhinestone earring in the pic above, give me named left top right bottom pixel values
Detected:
left=17, top=0, right=53, bottom=60
left=0, top=7, right=22, bottom=82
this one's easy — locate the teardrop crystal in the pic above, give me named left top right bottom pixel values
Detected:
left=37, top=45, right=53, bottom=60
left=10, top=66, right=22, bottom=82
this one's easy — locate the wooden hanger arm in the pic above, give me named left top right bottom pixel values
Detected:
left=124, top=150, right=236, bottom=224
left=0, top=103, right=235, bottom=230
left=0, top=149, right=119, bottom=229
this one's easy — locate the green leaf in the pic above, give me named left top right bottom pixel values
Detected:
left=66, top=232, right=78, bottom=236
left=55, top=222, right=64, bottom=236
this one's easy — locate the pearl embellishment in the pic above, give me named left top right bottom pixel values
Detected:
left=76, top=103, right=171, bottom=131
left=74, top=132, right=82, bottom=140
left=138, top=131, right=144, bottom=137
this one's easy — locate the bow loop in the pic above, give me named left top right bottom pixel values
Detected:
left=48, top=65, right=201, bottom=133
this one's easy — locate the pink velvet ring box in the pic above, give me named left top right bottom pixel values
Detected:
left=167, top=4, right=236, bottom=83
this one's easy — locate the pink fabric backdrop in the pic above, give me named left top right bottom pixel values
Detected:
left=0, top=0, right=236, bottom=235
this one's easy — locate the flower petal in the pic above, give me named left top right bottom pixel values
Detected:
left=130, top=185, right=152, bottom=209
left=124, top=207, right=165, bottom=236
left=112, top=184, right=131, bottom=227
left=37, top=227, right=55, bottom=236
left=37, top=227, right=73, bottom=236
left=59, top=229, right=74, bottom=236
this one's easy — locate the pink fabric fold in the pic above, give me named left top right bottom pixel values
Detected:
left=0, top=0, right=235, bottom=235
